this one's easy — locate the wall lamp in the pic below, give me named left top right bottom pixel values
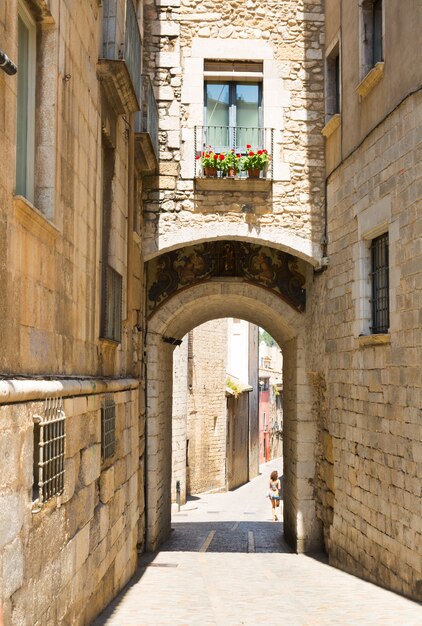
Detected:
left=0, top=50, right=17, bottom=75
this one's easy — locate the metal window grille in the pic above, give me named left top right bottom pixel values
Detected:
left=101, top=395, right=116, bottom=461
left=100, top=264, right=123, bottom=342
left=33, top=397, right=66, bottom=504
left=194, top=126, right=274, bottom=179
left=371, top=233, right=389, bottom=334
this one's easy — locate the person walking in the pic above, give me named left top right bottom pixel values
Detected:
left=268, top=469, right=281, bottom=521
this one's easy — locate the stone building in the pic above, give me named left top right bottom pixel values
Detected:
left=0, top=0, right=421, bottom=623
left=0, top=1, right=157, bottom=623
left=172, top=318, right=258, bottom=502
left=314, top=0, right=422, bottom=601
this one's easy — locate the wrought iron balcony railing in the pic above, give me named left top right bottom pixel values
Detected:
left=98, top=0, right=142, bottom=114
left=134, top=74, right=159, bottom=173
left=194, top=126, right=274, bottom=179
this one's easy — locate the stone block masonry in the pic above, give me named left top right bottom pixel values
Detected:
left=0, top=383, right=140, bottom=626
left=142, top=0, right=326, bottom=265
left=310, top=92, right=422, bottom=601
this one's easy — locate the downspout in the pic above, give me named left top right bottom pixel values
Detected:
left=125, top=112, right=135, bottom=326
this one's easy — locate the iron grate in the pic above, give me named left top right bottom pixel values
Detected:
left=370, top=232, right=389, bottom=334
left=101, top=394, right=116, bottom=461
left=33, top=397, right=66, bottom=504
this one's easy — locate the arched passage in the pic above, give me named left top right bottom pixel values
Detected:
left=145, top=280, right=323, bottom=554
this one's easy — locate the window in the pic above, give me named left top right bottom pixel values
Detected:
left=101, top=264, right=123, bottom=342
left=133, top=176, right=141, bottom=234
left=33, top=398, right=66, bottom=505
left=204, top=61, right=263, bottom=151
left=325, top=43, right=340, bottom=121
left=16, top=1, right=36, bottom=202
left=361, top=0, right=383, bottom=76
left=370, top=233, right=389, bottom=334
left=100, top=139, right=122, bottom=342
left=101, top=395, right=116, bottom=461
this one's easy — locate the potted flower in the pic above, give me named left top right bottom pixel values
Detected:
left=197, top=150, right=220, bottom=177
left=241, top=144, right=269, bottom=178
left=224, top=150, right=242, bottom=177
left=215, top=152, right=228, bottom=176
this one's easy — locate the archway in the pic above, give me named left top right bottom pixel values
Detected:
left=145, top=279, right=322, bottom=554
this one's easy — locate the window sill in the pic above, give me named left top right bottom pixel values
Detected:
left=133, top=231, right=142, bottom=246
left=99, top=337, right=120, bottom=347
left=356, top=62, right=385, bottom=101
left=195, top=177, right=271, bottom=192
left=356, top=333, right=390, bottom=347
left=13, top=195, right=59, bottom=241
left=321, top=114, right=341, bottom=138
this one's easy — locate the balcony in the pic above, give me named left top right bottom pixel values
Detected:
left=134, top=75, right=159, bottom=174
left=194, top=126, right=274, bottom=191
left=97, top=0, right=141, bottom=115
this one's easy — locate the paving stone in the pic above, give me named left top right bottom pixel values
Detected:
left=93, top=460, right=422, bottom=625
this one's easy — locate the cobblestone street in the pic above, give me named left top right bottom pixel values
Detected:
left=93, top=460, right=421, bottom=625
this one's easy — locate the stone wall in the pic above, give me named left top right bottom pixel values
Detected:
left=0, top=0, right=140, bottom=379
left=142, top=0, right=325, bottom=264
left=318, top=91, right=422, bottom=600
left=186, top=320, right=228, bottom=494
left=172, top=339, right=189, bottom=504
left=0, top=384, right=140, bottom=625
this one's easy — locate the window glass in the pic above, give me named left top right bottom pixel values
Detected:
left=236, top=83, right=260, bottom=147
left=372, top=0, right=383, bottom=64
left=16, top=3, right=36, bottom=202
left=206, top=83, right=230, bottom=126
left=205, top=83, right=230, bottom=149
left=16, top=16, right=30, bottom=197
left=236, top=84, right=259, bottom=127
left=205, top=81, right=261, bottom=151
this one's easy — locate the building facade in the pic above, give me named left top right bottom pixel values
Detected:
left=0, top=0, right=421, bottom=623
left=172, top=318, right=258, bottom=501
left=0, top=1, right=156, bottom=623
left=314, top=0, right=422, bottom=600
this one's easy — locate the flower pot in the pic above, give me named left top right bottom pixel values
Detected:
left=248, top=168, right=260, bottom=179
left=204, top=166, right=217, bottom=178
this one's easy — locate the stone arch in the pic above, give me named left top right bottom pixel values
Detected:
left=143, top=225, right=322, bottom=266
left=145, top=280, right=322, bottom=553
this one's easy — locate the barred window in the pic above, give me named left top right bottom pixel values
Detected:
left=370, top=233, right=389, bottom=334
left=100, top=263, right=122, bottom=342
left=101, top=395, right=116, bottom=461
left=33, top=398, right=66, bottom=504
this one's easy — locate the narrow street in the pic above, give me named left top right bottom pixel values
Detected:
left=92, top=459, right=421, bottom=625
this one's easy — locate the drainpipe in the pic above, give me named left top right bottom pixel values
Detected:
left=314, top=178, right=329, bottom=274
left=125, top=112, right=135, bottom=325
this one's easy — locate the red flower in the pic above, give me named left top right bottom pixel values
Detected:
left=205, top=153, right=210, bottom=158
left=196, top=155, right=201, bottom=160
left=246, top=144, right=251, bottom=149
left=249, top=151, right=254, bottom=156
left=236, top=153, right=241, bottom=158
left=257, top=149, right=263, bottom=155
left=213, top=154, right=218, bottom=160
left=263, top=149, right=268, bottom=154
left=219, top=154, right=225, bottom=160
